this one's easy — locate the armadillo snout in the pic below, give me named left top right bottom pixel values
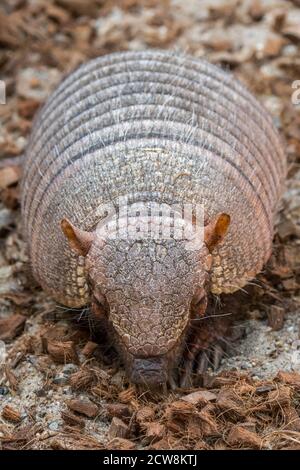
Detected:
left=130, top=357, right=167, bottom=387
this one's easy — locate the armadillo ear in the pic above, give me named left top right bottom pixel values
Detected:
left=204, top=213, right=230, bottom=252
left=61, top=218, right=95, bottom=256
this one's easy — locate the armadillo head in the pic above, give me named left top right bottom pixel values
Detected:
left=61, top=211, right=230, bottom=388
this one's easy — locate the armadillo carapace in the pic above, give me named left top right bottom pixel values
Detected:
left=21, top=50, right=286, bottom=388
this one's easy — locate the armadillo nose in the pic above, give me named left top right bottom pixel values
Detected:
left=130, top=357, right=167, bottom=387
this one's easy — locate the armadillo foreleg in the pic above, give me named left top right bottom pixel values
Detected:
left=179, top=307, right=242, bottom=388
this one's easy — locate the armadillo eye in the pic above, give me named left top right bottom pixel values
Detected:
left=192, top=289, right=205, bottom=305
left=91, top=290, right=108, bottom=319
left=93, top=290, right=106, bottom=307
left=191, top=290, right=207, bottom=316
left=193, top=296, right=205, bottom=309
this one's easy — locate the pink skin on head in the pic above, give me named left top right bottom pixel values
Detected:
left=61, top=213, right=230, bottom=387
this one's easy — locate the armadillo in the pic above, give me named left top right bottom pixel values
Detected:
left=21, top=50, right=286, bottom=388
